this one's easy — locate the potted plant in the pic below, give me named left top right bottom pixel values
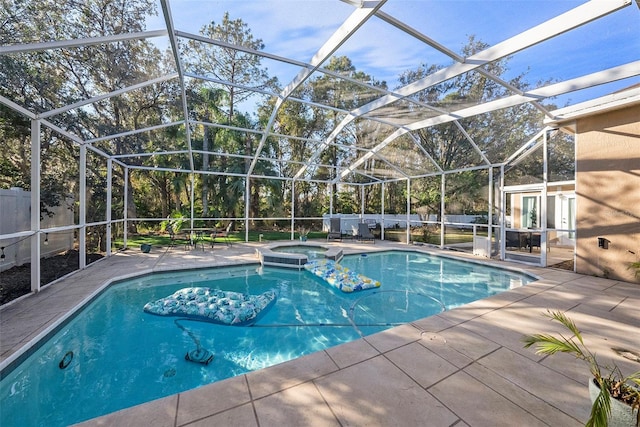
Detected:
left=628, top=261, right=640, bottom=281
left=298, top=226, right=310, bottom=242
left=522, top=310, right=640, bottom=427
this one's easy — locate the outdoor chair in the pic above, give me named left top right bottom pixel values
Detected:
left=327, top=218, right=342, bottom=241
left=529, top=233, right=541, bottom=252
left=356, top=222, right=375, bottom=243
left=505, top=231, right=520, bottom=249
left=166, top=225, right=177, bottom=247
left=211, top=223, right=233, bottom=247
left=167, top=225, right=195, bottom=251
left=167, top=225, right=187, bottom=250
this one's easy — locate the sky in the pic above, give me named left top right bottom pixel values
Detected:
left=146, top=0, right=640, bottom=109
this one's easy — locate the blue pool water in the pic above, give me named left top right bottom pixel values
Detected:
left=0, top=251, right=534, bottom=426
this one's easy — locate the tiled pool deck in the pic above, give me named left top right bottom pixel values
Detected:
left=1, top=241, right=638, bottom=426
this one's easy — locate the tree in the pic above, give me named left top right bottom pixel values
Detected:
left=183, top=12, right=277, bottom=122
left=311, top=56, right=386, bottom=208
left=183, top=12, right=279, bottom=223
left=0, top=0, right=177, bottom=236
left=189, top=87, right=228, bottom=216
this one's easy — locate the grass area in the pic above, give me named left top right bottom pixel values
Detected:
left=113, top=229, right=485, bottom=250
left=112, top=230, right=327, bottom=249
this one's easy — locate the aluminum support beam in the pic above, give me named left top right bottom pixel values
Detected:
left=79, top=145, right=87, bottom=269
left=245, top=178, right=250, bottom=242
left=189, top=174, right=195, bottom=229
left=124, top=168, right=129, bottom=249
left=406, top=179, right=411, bottom=245
left=381, top=182, right=385, bottom=241
left=499, top=165, right=506, bottom=260
left=160, top=0, right=195, bottom=172
left=541, top=130, right=549, bottom=266
left=30, top=120, right=41, bottom=292
left=106, top=159, right=112, bottom=257
left=440, top=174, right=446, bottom=248
left=40, top=74, right=178, bottom=119
left=0, top=30, right=168, bottom=55
left=291, top=182, right=296, bottom=240
left=488, top=167, right=494, bottom=256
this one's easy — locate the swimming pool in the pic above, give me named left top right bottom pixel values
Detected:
left=0, top=250, right=534, bottom=426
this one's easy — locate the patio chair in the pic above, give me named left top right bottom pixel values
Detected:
left=211, top=222, right=233, bottom=247
left=167, top=225, right=185, bottom=250
left=529, top=233, right=541, bottom=252
left=327, top=218, right=342, bottom=241
left=356, top=222, right=375, bottom=243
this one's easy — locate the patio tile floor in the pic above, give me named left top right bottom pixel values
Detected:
left=1, top=241, right=638, bottom=426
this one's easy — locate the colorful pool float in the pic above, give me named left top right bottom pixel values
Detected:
left=143, top=287, right=276, bottom=326
left=304, top=259, right=381, bottom=293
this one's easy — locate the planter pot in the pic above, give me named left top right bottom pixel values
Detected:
left=140, top=244, right=151, bottom=253
left=300, top=236, right=307, bottom=242
left=588, top=378, right=639, bottom=427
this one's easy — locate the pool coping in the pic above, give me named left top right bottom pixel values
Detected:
left=2, top=241, right=638, bottom=426
left=256, top=241, right=343, bottom=268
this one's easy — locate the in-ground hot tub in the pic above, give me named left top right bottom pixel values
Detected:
left=256, top=242, right=343, bottom=269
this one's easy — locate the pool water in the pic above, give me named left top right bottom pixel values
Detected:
left=0, top=251, right=534, bottom=426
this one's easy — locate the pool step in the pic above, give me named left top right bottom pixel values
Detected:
left=256, top=244, right=343, bottom=269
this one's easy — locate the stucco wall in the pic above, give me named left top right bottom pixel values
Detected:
left=575, top=104, right=640, bottom=282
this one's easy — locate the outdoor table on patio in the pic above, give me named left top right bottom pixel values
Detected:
left=182, top=228, right=211, bottom=251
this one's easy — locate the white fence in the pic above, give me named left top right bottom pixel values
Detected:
left=322, top=214, right=423, bottom=235
left=0, top=188, right=74, bottom=272
left=321, top=213, right=492, bottom=234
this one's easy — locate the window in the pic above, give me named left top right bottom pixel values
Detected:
left=522, top=196, right=538, bottom=228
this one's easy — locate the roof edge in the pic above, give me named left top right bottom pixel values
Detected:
left=544, top=84, right=640, bottom=126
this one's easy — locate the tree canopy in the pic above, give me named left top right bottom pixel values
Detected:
left=0, top=2, right=577, bottom=243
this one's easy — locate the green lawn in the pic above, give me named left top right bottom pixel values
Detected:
left=113, top=228, right=484, bottom=250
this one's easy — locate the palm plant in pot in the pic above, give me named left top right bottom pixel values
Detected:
left=522, top=310, right=640, bottom=427
left=298, top=226, right=310, bottom=242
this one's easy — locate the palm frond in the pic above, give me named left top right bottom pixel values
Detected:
left=586, top=383, right=612, bottom=427
left=522, top=333, right=584, bottom=357
left=524, top=311, right=639, bottom=427
left=544, top=309, right=585, bottom=346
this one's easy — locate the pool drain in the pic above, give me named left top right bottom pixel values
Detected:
left=59, top=351, right=74, bottom=369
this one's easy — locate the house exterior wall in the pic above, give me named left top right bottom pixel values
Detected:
left=575, top=104, right=640, bottom=282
